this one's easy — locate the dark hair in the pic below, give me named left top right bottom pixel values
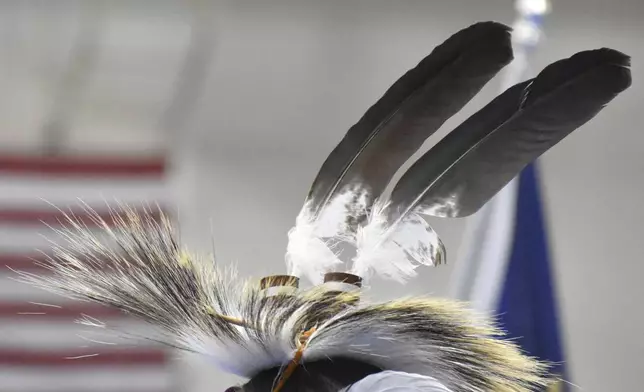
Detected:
left=239, top=357, right=382, bottom=392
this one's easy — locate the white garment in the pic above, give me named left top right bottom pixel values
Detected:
left=342, top=371, right=453, bottom=392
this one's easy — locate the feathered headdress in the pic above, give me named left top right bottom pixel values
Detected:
left=19, top=22, right=631, bottom=392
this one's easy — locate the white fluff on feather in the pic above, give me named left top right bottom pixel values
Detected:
left=351, top=200, right=445, bottom=283
left=286, top=189, right=368, bottom=284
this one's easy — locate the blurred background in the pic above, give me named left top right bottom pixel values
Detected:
left=0, top=0, right=642, bottom=391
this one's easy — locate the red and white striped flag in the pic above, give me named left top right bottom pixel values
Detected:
left=0, top=154, right=178, bottom=392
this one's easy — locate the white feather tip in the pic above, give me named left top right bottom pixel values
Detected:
left=351, top=201, right=445, bottom=283
left=285, top=188, right=369, bottom=284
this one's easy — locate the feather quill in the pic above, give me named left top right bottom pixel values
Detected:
left=389, top=48, right=632, bottom=219
left=288, top=22, right=513, bottom=280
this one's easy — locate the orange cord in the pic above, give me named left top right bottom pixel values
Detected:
left=272, top=327, right=317, bottom=392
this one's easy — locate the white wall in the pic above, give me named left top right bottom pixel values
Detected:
left=2, top=1, right=643, bottom=391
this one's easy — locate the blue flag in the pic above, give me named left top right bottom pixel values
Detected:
left=498, top=163, right=567, bottom=390
left=450, top=162, right=568, bottom=391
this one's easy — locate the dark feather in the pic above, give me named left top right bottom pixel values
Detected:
left=304, top=21, right=514, bottom=220
left=388, top=48, right=632, bottom=219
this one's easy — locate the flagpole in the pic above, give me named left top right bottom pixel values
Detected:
left=501, top=0, right=551, bottom=89
left=449, top=0, right=551, bottom=307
